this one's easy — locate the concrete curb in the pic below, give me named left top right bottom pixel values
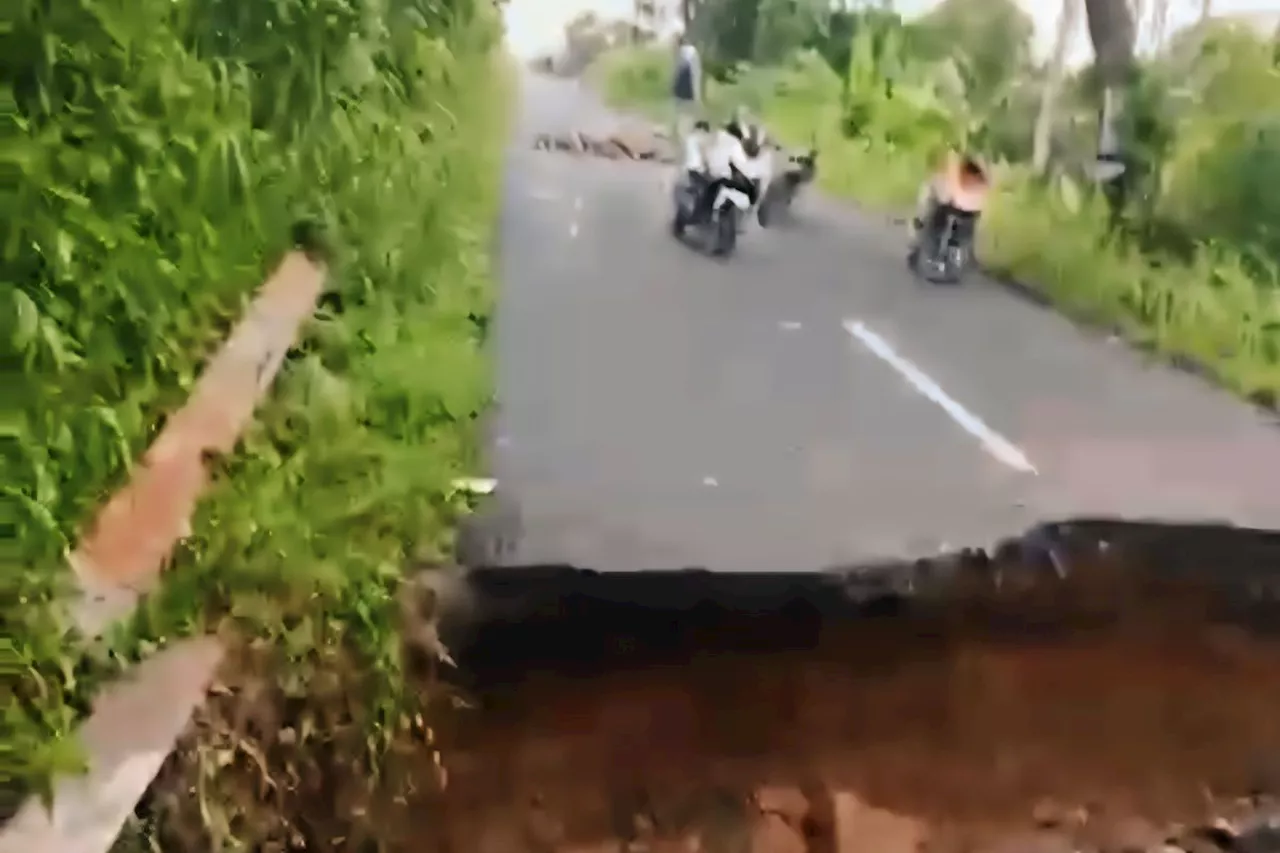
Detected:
left=1, top=251, right=325, bottom=853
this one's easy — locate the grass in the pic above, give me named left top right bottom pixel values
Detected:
left=590, top=46, right=1280, bottom=407
left=4, top=0, right=511, bottom=845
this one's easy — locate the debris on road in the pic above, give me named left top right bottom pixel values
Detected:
left=533, top=124, right=678, bottom=164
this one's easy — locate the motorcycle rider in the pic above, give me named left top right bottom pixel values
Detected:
left=909, top=148, right=990, bottom=250
left=681, top=115, right=760, bottom=223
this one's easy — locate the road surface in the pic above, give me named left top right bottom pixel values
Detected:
left=487, top=71, right=1280, bottom=572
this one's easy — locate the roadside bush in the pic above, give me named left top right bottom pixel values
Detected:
left=3, top=0, right=508, bottom=842
left=593, top=45, right=673, bottom=110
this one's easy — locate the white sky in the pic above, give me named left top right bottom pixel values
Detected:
left=504, top=0, right=1279, bottom=64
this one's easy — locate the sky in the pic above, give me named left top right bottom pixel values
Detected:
left=503, top=0, right=1280, bottom=65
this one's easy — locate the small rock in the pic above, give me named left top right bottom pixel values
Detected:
left=753, top=786, right=810, bottom=827
left=613, top=131, right=658, bottom=159
left=830, top=792, right=929, bottom=853
left=751, top=813, right=807, bottom=853
left=1032, top=799, right=1086, bottom=830
left=522, top=800, right=566, bottom=851
left=590, top=139, right=624, bottom=158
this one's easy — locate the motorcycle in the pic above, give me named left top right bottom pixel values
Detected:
left=757, top=146, right=817, bottom=227
left=671, top=126, right=768, bottom=257
left=671, top=169, right=754, bottom=257
left=908, top=202, right=979, bottom=285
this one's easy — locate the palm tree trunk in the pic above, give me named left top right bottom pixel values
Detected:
left=1081, top=0, right=1135, bottom=185
left=1032, top=0, right=1082, bottom=174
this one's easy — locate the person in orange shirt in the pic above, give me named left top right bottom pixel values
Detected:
left=910, top=149, right=990, bottom=249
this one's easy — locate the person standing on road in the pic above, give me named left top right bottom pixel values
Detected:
left=671, top=35, right=702, bottom=146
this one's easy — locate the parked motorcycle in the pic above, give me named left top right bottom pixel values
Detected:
left=908, top=202, right=978, bottom=285
left=671, top=170, right=754, bottom=257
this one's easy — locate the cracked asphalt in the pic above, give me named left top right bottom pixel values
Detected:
left=486, top=70, right=1280, bottom=572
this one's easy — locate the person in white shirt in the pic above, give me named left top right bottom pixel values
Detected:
left=681, top=120, right=759, bottom=222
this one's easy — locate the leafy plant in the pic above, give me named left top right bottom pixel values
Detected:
left=3, top=0, right=509, bottom=844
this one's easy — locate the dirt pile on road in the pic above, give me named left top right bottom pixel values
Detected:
left=533, top=124, right=677, bottom=162
left=370, top=553, right=1280, bottom=853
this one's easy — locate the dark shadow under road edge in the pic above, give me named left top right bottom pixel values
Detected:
left=435, top=515, right=1280, bottom=685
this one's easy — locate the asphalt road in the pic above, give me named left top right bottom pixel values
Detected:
left=487, top=71, right=1280, bottom=572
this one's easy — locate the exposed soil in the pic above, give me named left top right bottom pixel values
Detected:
left=371, top=548, right=1280, bottom=853
left=133, top=526, right=1280, bottom=853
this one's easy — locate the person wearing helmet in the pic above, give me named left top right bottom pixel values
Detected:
left=724, top=106, right=766, bottom=158
left=721, top=107, right=772, bottom=222
left=680, top=117, right=759, bottom=225
left=910, top=149, right=990, bottom=249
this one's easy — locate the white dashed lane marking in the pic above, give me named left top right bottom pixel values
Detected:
left=843, top=318, right=1038, bottom=474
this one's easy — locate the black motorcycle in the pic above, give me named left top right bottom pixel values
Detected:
left=758, top=147, right=817, bottom=227
left=671, top=169, right=755, bottom=257
left=908, top=202, right=977, bottom=285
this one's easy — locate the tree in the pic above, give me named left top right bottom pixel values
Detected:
left=687, top=0, right=760, bottom=77
left=910, top=0, right=1034, bottom=107
left=752, top=0, right=828, bottom=66
left=1081, top=0, right=1136, bottom=186
left=1032, top=0, right=1084, bottom=173
left=633, top=0, right=659, bottom=40
left=561, top=12, right=630, bottom=73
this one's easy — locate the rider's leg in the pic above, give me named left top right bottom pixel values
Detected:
left=910, top=180, right=938, bottom=246
left=696, top=175, right=724, bottom=221
left=736, top=172, right=759, bottom=208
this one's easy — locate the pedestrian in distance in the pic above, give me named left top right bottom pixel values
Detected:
left=670, top=33, right=702, bottom=148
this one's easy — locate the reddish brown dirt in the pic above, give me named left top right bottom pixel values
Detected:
left=385, top=562, right=1280, bottom=853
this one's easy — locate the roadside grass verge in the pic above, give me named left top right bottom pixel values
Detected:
left=590, top=46, right=1280, bottom=407
left=5, top=0, right=510, bottom=846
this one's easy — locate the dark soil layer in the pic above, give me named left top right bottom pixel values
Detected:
left=381, top=526, right=1280, bottom=852
left=133, top=522, right=1280, bottom=852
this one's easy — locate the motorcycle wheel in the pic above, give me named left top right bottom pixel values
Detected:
left=757, top=186, right=775, bottom=228
left=671, top=205, right=687, bottom=237
left=712, top=206, right=738, bottom=256
left=935, top=244, right=968, bottom=285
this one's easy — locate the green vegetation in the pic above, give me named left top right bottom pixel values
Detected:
left=592, top=0, right=1280, bottom=405
left=3, top=0, right=508, bottom=844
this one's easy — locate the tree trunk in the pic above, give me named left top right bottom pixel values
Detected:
left=1032, top=0, right=1082, bottom=174
left=1081, top=0, right=1135, bottom=185
left=1199, top=0, right=1211, bottom=24
left=1150, top=0, right=1170, bottom=51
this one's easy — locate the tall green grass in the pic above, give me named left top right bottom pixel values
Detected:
left=3, top=0, right=510, bottom=843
